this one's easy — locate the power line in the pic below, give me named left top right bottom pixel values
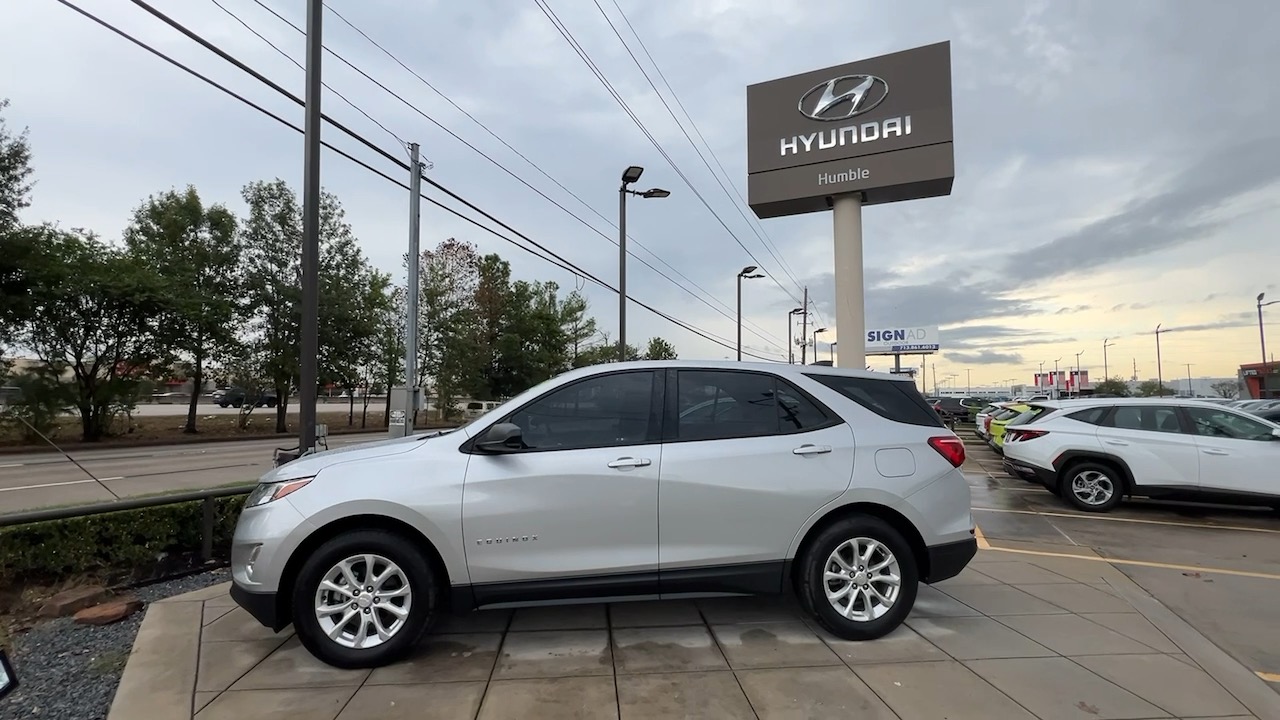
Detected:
left=240, top=0, right=785, bottom=351
left=533, top=0, right=804, bottom=307
left=57, top=0, right=783, bottom=361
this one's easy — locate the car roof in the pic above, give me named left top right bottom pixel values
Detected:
left=558, top=360, right=915, bottom=383
left=1030, top=397, right=1243, bottom=410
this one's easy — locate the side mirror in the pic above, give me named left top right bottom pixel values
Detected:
left=475, top=422, right=524, bottom=453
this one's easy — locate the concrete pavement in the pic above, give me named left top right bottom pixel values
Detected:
left=0, top=434, right=379, bottom=514
left=110, top=548, right=1280, bottom=720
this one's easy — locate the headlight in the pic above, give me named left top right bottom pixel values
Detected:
left=245, top=477, right=313, bottom=508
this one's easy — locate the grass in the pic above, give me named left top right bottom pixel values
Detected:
left=0, top=409, right=456, bottom=452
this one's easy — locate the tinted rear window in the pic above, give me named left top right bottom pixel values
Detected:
left=1009, top=406, right=1056, bottom=426
left=807, top=375, right=944, bottom=428
left=1067, top=407, right=1109, bottom=425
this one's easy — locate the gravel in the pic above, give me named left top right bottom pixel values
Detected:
left=0, top=568, right=231, bottom=720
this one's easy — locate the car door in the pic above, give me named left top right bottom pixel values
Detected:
left=1096, top=405, right=1200, bottom=489
left=656, top=369, right=854, bottom=595
left=461, top=370, right=662, bottom=600
left=1184, top=406, right=1278, bottom=497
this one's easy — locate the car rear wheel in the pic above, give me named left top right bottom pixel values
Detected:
left=1062, top=462, right=1124, bottom=513
left=797, top=516, right=918, bottom=641
left=291, top=529, right=437, bottom=669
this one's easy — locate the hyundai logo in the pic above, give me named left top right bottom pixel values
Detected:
left=798, top=75, right=889, bottom=121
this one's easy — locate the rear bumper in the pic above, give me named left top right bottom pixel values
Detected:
left=1004, top=457, right=1058, bottom=490
left=230, top=582, right=287, bottom=632
left=923, top=538, right=977, bottom=583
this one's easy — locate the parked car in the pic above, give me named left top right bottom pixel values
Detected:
left=1002, top=398, right=1280, bottom=512
left=985, top=403, right=1031, bottom=453
left=974, top=403, right=1006, bottom=439
left=216, top=387, right=278, bottom=408
left=929, top=397, right=969, bottom=422
left=228, top=361, right=976, bottom=668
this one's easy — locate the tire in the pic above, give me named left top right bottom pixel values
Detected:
left=797, top=515, right=918, bottom=641
left=1061, top=461, right=1124, bottom=513
left=291, top=529, right=438, bottom=669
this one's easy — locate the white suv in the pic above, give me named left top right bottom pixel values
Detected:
left=1002, top=398, right=1280, bottom=512
left=228, top=361, right=977, bottom=668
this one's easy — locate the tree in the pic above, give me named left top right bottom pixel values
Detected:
left=0, top=98, right=33, bottom=233
left=373, top=285, right=406, bottom=427
left=1211, top=380, right=1238, bottom=399
left=1091, top=377, right=1131, bottom=397
left=416, top=238, right=481, bottom=419
left=13, top=228, right=166, bottom=441
left=123, top=186, right=241, bottom=433
left=0, top=99, right=38, bottom=347
left=560, top=290, right=596, bottom=366
left=1136, top=379, right=1173, bottom=397
left=643, top=337, right=678, bottom=360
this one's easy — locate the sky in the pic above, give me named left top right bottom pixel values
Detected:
left=3, top=0, right=1279, bottom=391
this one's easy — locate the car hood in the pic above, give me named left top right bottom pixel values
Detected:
left=257, top=429, right=455, bottom=483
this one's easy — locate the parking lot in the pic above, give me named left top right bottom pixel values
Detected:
left=961, top=432, right=1280, bottom=695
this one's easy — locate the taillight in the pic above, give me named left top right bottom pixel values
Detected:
left=1006, top=429, right=1048, bottom=443
left=983, top=417, right=993, bottom=432
left=928, top=436, right=966, bottom=467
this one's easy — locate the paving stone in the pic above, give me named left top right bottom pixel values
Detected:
left=855, top=660, right=1037, bottom=719
left=1015, top=582, right=1134, bottom=614
left=975, top=560, right=1077, bottom=584
left=930, top=566, right=999, bottom=586
left=736, top=666, right=898, bottom=719
left=430, top=608, right=511, bottom=634
left=1074, top=653, right=1249, bottom=718
left=965, top=657, right=1170, bottom=720
left=336, top=682, right=487, bottom=719
left=815, top=623, right=948, bottom=665
left=194, top=691, right=218, bottom=714
left=495, top=629, right=613, bottom=679
left=202, top=603, right=236, bottom=627
left=510, top=604, right=608, bottom=631
left=908, top=584, right=982, bottom=618
left=616, top=671, right=754, bottom=719
left=230, top=637, right=370, bottom=690
left=1015, top=554, right=1129, bottom=585
left=1078, top=613, right=1181, bottom=654
left=608, top=600, right=703, bottom=628
left=612, top=625, right=727, bottom=674
left=108, top=601, right=203, bottom=720
left=710, top=621, right=841, bottom=669
left=202, top=606, right=294, bottom=642
left=366, top=633, right=501, bottom=684
left=197, top=637, right=290, bottom=692
left=478, top=676, right=618, bottom=720
left=940, top=584, right=1069, bottom=615
left=196, top=687, right=356, bottom=720
left=164, top=581, right=235, bottom=603
left=697, top=596, right=801, bottom=625
left=906, top=616, right=1055, bottom=660
left=996, top=614, right=1156, bottom=656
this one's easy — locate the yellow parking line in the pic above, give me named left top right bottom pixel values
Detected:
left=972, top=506, right=1280, bottom=535
left=981, top=542, right=1280, bottom=582
left=973, top=525, right=992, bottom=550
left=1257, top=671, right=1280, bottom=683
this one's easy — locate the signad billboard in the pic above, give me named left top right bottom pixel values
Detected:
left=866, top=326, right=940, bottom=356
left=746, top=42, right=955, bottom=219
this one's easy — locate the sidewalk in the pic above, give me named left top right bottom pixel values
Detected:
left=110, top=546, right=1280, bottom=720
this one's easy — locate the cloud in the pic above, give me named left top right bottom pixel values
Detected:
left=1054, top=304, right=1091, bottom=315
left=799, top=273, right=1035, bottom=329
left=947, top=350, right=1025, bottom=365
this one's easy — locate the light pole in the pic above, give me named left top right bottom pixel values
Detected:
left=812, top=328, right=828, bottom=364
left=787, top=307, right=804, bottom=363
left=1259, top=293, right=1279, bottom=365
left=829, top=341, right=837, bottom=364
left=736, top=266, right=764, bottom=361
left=1038, top=361, right=1045, bottom=393
left=1004, top=378, right=1017, bottom=397
left=1184, top=363, right=1194, bottom=396
left=1053, top=358, right=1061, bottom=399
left=1155, top=324, right=1166, bottom=396
left=1074, top=350, right=1085, bottom=398
left=965, top=368, right=971, bottom=395
left=619, top=165, right=670, bottom=361
left=1103, top=338, right=1116, bottom=381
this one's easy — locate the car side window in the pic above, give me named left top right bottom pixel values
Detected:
left=1185, top=407, right=1275, bottom=441
left=505, top=371, right=655, bottom=450
left=1067, top=407, right=1109, bottom=425
left=1109, top=406, right=1183, bottom=434
left=676, top=370, right=829, bottom=441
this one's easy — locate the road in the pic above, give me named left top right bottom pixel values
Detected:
left=130, top=398, right=364, bottom=416
left=0, top=433, right=383, bottom=514
left=962, top=435, right=1280, bottom=695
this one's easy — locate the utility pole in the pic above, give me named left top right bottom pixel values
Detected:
left=1185, top=363, right=1194, bottom=396
left=298, top=0, right=322, bottom=454
left=618, top=182, right=628, bottom=362
left=1103, top=338, right=1115, bottom=381
left=1155, top=324, right=1165, bottom=396
left=966, top=368, right=971, bottom=395
left=404, top=142, right=423, bottom=417
left=800, top=287, right=809, bottom=365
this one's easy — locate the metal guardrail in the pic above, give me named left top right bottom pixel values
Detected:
left=0, top=483, right=256, bottom=562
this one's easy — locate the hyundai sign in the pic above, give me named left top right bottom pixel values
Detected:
left=746, top=42, right=954, bottom=219
left=866, top=326, right=940, bottom=355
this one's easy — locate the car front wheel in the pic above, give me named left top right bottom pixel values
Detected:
left=291, top=529, right=437, bottom=669
left=1062, top=462, right=1124, bottom=512
left=798, top=515, right=918, bottom=641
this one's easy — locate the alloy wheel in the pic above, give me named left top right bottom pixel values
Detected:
left=1071, top=470, right=1115, bottom=507
left=313, top=554, right=412, bottom=650
left=822, top=537, right=902, bottom=622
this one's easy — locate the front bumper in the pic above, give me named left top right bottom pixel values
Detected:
left=923, top=538, right=977, bottom=583
left=230, top=583, right=287, bottom=632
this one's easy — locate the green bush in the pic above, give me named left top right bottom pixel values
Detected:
left=0, top=494, right=246, bottom=586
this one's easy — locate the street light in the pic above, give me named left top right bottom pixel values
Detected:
left=618, top=165, right=670, bottom=361
left=787, top=307, right=804, bottom=363
left=1053, top=357, right=1061, bottom=399
left=1259, top=293, right=1279, bottom=365
left=1155, top=324, right=1166, bottom=396
left=812, top=328, right=828, bottom=365
left=735, top=266, right=764, bottom=361
left=1074, top=350, right=1085, bottom=398
left=829, top=341, right=837, bottom=364
left=1102, top=338, right=1116, bottom=381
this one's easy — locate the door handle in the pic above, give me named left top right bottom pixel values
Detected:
left=1103, top=440, right=1130, bottom=446
left=793, top=444, right=832, bottom=456
left=1202, top=448, right=1229, bottom=456
left=608, top=457, right=651, bottom=468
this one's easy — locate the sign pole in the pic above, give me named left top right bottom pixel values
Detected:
left=833, top=193, right=865, bottom=369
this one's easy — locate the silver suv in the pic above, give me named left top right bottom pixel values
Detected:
left=229, top=361, right=976, bottom=668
